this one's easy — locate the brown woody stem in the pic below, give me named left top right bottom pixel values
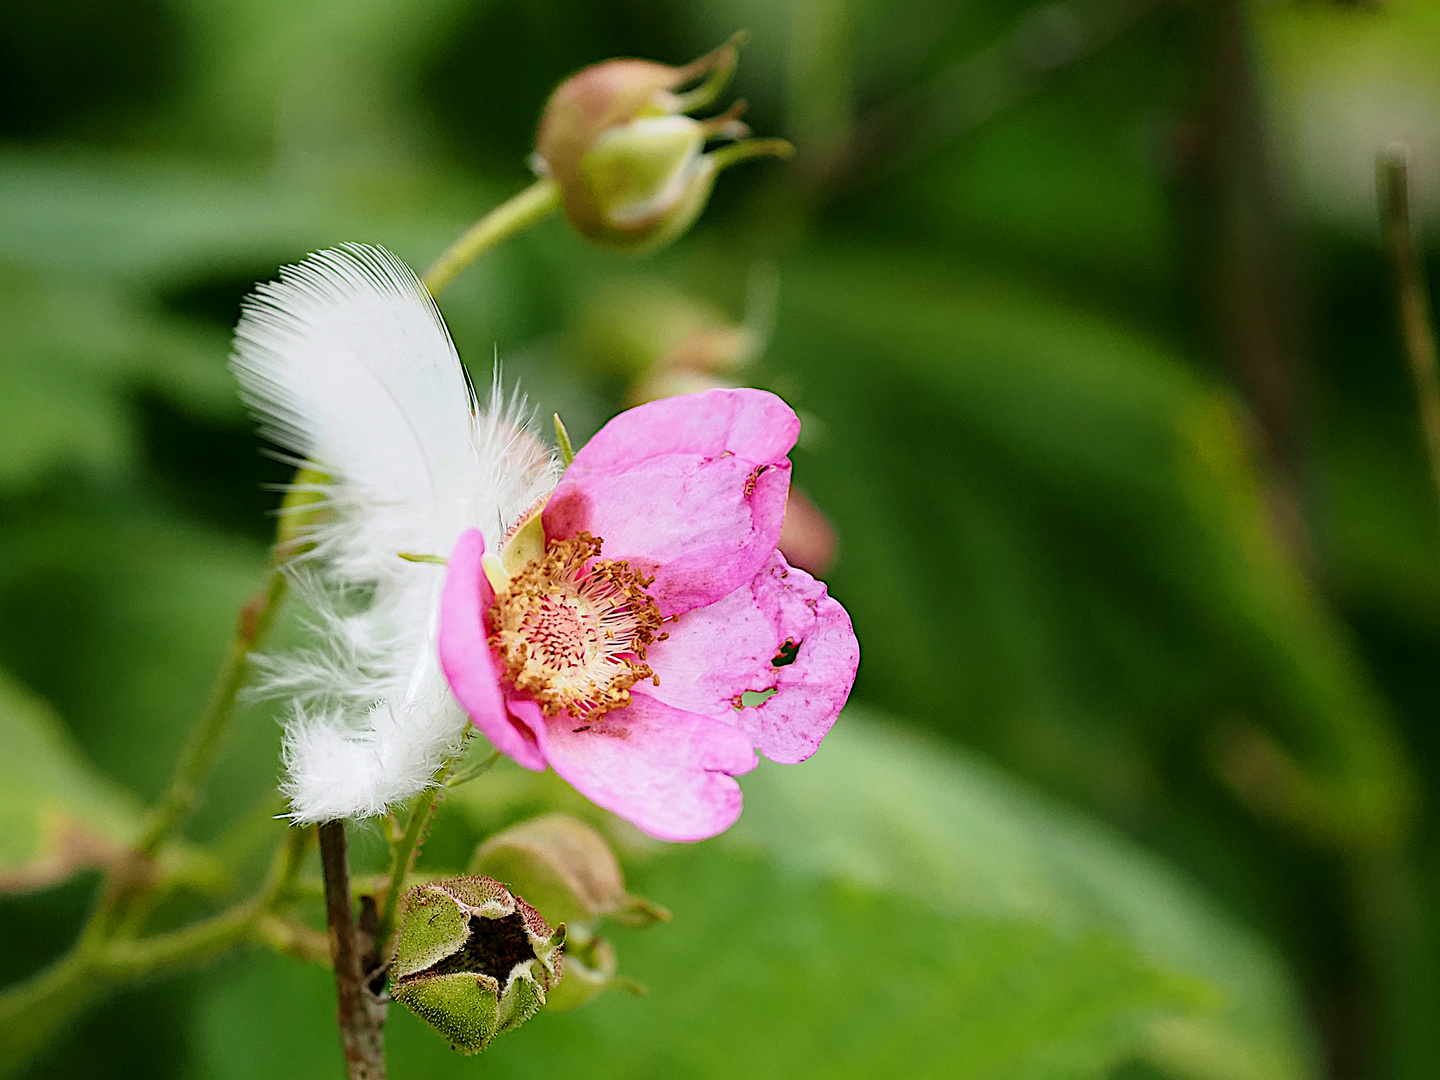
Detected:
left=319, top=821, right=387, bottom=1080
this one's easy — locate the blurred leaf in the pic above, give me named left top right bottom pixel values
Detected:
left=0, top=149, right=333, bottom=286
left=0, top=149, right=592, bottom=366
left=764, top=247, right=1412, bottom=851
left=0, top=349, right=132, bottom=497
left=0, top=666, right=141, bottom=893
left=0, top=148, right=522, bottom=293
left=0, top=502, right=274, bottom=841
left=0, top=264, right=248, bottom=496
left=727, top=712, right=1317, bottom=1080
left=194, top=711, right=1232, bottom=1080
left=422, top=710, right=1317, bottom=1080
left=1177, top=397, right=1415, bottom=849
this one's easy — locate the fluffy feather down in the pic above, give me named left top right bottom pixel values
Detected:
left=231, top=244, right=558, bottom=822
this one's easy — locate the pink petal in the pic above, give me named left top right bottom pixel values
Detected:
left=508, top=695, right=758, bottom=843
left=439, top=529, right=545, bottom=771
left=542, top=388, right=799, bottom=615
left=641, top=552, right=858, bottom=765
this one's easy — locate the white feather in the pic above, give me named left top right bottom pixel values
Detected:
left=231, top=244, right=558, bottom=823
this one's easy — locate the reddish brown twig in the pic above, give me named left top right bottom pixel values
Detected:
left=319, top=821, right=387, bottom=1080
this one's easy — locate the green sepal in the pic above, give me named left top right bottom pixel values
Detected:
left=391, top=884, right=472, bottom=980
left=543, top=934, right=618, bottom=1012
left=392, top=972, right=500, bottom=1054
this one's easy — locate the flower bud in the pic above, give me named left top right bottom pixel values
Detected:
left=542, top=933, right=621, bottom=1011
left=390, top=875, right=564, bottom=1054
left=274, top=466, right=331, bottom=561
left=534, top=35, right=792, bottom=251
left=778, top=486, right=838, bottom=576
left=470, top=813, right=668, bottom=930
left=471, top=814, right=667, bottom=1011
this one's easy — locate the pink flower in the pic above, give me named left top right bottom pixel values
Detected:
left=439, top=388, right=858, bottom=841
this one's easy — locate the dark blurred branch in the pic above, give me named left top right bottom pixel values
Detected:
left=320, top=821, right=387, bottom=1080
left=1188, top=0, right=1312, bottom=560
left=809, top=0, right=1168, bottom=195
left=1378, top=149, right=1440, bottom=519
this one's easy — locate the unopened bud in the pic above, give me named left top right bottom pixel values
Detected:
left=535, top=35, right=792, bottom=251
left=470, top=813, right=667, bottom=930
left=543, top=934, right=628, bottom=1011
left=777, top=486, right=838, bottom=576
left=274, top=466, right=330, bottom=562
left=390, top=876, right=564, bottom=1055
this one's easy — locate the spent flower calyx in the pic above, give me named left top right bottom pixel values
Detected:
left=390, top=875, right=565, bottom=1054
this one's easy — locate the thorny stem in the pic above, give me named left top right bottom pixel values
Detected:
left=422, top=178, right=561, bottom=295
left=320, top=821, right=387, bottom=1080
left=1379, top=149, right=1440, bottom=518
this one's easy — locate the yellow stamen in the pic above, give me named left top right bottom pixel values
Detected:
left=488, top=533, right=662, bottom=720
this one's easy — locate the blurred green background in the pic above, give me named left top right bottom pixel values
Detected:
left=2, top=0, right=1439, bottom=1077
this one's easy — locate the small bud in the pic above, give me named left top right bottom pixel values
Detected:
left=543, top=934, right=625, bottom=1012
left=390, top=876, right=565, bottom=1055
left=535, top=35, right=792, bottom=251
left=471, top=814, right=667, bottom=1011
left=777, top=486, right=838, bottom=576
left=471, top=813, right=668, bottom=929
left=274, top=466, right=331, bottom=561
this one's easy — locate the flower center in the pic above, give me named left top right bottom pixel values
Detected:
left=488, top=532, right=663, bottom=720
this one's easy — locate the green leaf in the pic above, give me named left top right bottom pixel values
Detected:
left=192, top=711, right=1316, bottom=1080
left=767, top=249, right=1414, bottom=850
left=726, top=712, right=1319, bottom=1080
left=0, top=666, right=143, bottom=892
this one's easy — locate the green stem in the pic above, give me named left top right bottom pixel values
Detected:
left=421, top=178, right=561, bottom=295
left=136, top=569, right=287, bottom=858
left=445, top=748, right=501, bottom=788
left=0, top=949, right=104, bottom=1077
left=371, top=745, right=500, bottom=952
left=373, top=757, right=458, bottom=952
left=0, top=825, right=310, bottom=1078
